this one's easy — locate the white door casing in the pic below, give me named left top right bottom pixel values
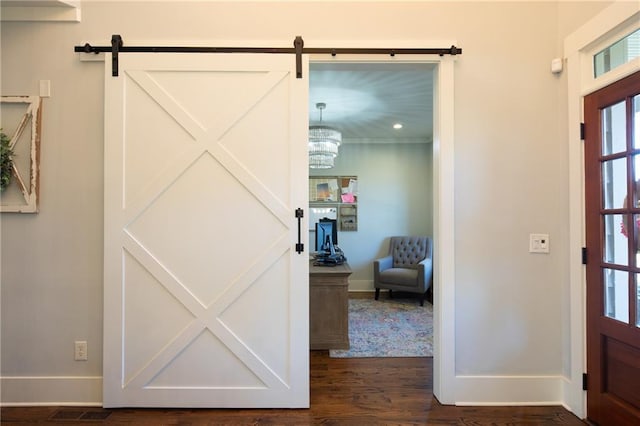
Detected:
left=565, top=1, right=640, bottom=418
left=103, top=53, right=309, bottom=408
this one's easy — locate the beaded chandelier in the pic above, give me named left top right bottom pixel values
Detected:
left=309, top=103, right=342, bottom=169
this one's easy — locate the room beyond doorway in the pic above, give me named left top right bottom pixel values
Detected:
left=307, top=62, right=435, bottom=292
left=306, top=61, right=436, bottom=370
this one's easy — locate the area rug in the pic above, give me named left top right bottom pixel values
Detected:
left=329, top=297, right=433, bottom=358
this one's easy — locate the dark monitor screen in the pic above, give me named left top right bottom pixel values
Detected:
left=315, top=218, right=338, bottom=252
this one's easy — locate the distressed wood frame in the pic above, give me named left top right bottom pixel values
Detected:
left=0, top=96, right=42, bottom=213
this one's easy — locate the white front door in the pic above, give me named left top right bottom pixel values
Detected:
left=103, top=53, right=309, bottom=408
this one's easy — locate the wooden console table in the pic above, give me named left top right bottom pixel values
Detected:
left=309, top=261, right=351, bottom=350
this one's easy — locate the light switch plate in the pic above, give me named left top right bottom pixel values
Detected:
left=529, top=233, right=550, bottom=253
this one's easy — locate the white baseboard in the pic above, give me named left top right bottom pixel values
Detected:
left=0, top=376, right=102, bottom=406
left=561, top=374, right=585, bottom=419
left=0, top=374, right=571, bottom=411
left=454, top=375, right=563, bottom=406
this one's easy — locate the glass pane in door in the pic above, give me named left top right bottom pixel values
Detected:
left=603, top=158, right=627, bottom=209
left=604, top=268, right=629, bottom=323
left=634, top=214, right=640, bottom=267
left=636, top=274, right=640, bottom=327
left=633, top=154, right=640, bottom=208
left=602, top=100, right=627, bottom=155
left=636, top=95, right=640, bottom=328
left=634, top=95, right=640, bottom=149
left=604, top=214, right=629, bottom=265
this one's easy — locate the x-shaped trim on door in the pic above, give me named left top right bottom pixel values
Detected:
left=119, top=68, right=295, bottom=391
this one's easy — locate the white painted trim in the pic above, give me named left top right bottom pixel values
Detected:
left=564, top=1, right=640, bottom=96
left=564, top=0, right=640, bottom=420
left=432, top=56, right=456, bottom=405
left=580, top=56, right=640, bottom=97
left=0, top=376, right=102, bottom=406
left=564, top=1, right=639, bottom=54
left=454, top=375, right=564, bottom=406
left=566, top=46, right=588, bottom=420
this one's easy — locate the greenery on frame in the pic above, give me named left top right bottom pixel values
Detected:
left=1, top=130, right=14, bottom=191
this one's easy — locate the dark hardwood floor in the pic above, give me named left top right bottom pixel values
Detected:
left=1, top=352, right=585, bottom=425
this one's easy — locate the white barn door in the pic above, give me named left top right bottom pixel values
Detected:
left=103, top=53, right=309, bottom=408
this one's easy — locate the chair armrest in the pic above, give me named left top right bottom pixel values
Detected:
left=374, top=255, right=393, bottom=272
left=373, top=255, right=393, bottom=286
left=418, top=257, right=433, bottom=288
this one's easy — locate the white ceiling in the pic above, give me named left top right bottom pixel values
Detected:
left=309, top=63, right=435, bottom=143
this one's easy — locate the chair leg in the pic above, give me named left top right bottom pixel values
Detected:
left=419, top=294, right=424, bottom=307
left=389, top=289, right=393, bottom=299
left=375, top=288, right=380, bottom=300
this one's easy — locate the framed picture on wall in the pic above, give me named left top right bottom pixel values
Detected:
left=309, top=177, right=339, bottom=202
left=309, top=175, right=358, bottom=231
left=0, top=96, right=42, bottom=213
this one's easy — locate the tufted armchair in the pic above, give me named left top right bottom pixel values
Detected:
left=374, top=236, right=433, bottom=306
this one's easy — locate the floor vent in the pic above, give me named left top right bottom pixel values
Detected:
left=49, top=409, right=112, bottom=422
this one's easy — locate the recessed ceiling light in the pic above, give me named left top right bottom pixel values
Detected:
left=393, top=123, right=403, bottom=129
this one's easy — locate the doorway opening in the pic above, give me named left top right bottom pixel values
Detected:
left=307, top=56, right=457, bottom=403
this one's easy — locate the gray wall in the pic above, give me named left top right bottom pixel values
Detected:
left=310, top=142, right=433, bottom=289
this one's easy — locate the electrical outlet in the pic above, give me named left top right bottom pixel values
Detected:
left=74, top=341, right=88, bottom=361
left=39, top=80, right=51, bottom=98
